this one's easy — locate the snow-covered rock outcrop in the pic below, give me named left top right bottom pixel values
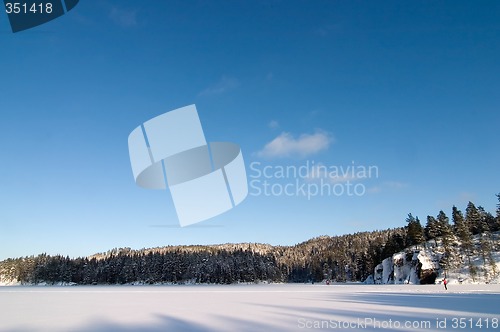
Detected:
left=373, top=248, right=439, bottom=284
left=370, top=233, right=500, bottom=285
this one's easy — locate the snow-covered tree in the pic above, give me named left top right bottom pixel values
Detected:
left=437, top=210, right=455, bottom=271
left=452, top=206, right=472, bottom=251
left=452, top=206, right=474, bottom=278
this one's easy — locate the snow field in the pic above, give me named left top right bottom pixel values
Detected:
left=1, top=283, right=499, bottom=331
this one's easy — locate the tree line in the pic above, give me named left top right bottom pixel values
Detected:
left=1, top=194, right=499, bottom=285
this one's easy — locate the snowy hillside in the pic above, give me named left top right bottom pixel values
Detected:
left=2, top=197, right=498, bottom=286
left=370, top=232, right=500, bottom=285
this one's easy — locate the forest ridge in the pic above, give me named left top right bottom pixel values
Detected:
left=1, top=194, right=499, bottom=285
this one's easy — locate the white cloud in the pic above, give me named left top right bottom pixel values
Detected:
left=256, top=130, right=333, bottom=159
left=199, top=76, right=239, bottom=96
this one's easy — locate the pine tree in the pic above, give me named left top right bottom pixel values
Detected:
left=466, top=201, right=482, bottom=235
left=437, top=210, right=454, bottom=272
left=452, top=206, right=472, bottom=254
left=425, top=216, right=439, bottom=246
left=406, top=214, right=425, bottom=247
left=437, top=210, right=453, bottom=246
left=463, top=202, right=480, bottom=283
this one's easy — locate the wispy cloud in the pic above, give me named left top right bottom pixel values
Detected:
left=366, top=186, right=382, bottom=194
left=256, top=130, right=333, bottom=159
left=384, top=181, right=408, bottom=190
left=109, top=7, right=138, bottom=28
left=198, top=76, right=239, bottom=96
left=268, top=120, right=280, bottom=129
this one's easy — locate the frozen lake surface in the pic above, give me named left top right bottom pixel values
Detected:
left=1, top=283, right=499, bottom=331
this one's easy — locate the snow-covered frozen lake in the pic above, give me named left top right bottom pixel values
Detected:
left=1, top=283, right=499, bottom=331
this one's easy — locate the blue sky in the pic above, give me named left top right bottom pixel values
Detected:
left=1, top=1, right=499, bottom=260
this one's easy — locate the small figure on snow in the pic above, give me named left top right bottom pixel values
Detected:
left=442, top=278, right=447, bottom=290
